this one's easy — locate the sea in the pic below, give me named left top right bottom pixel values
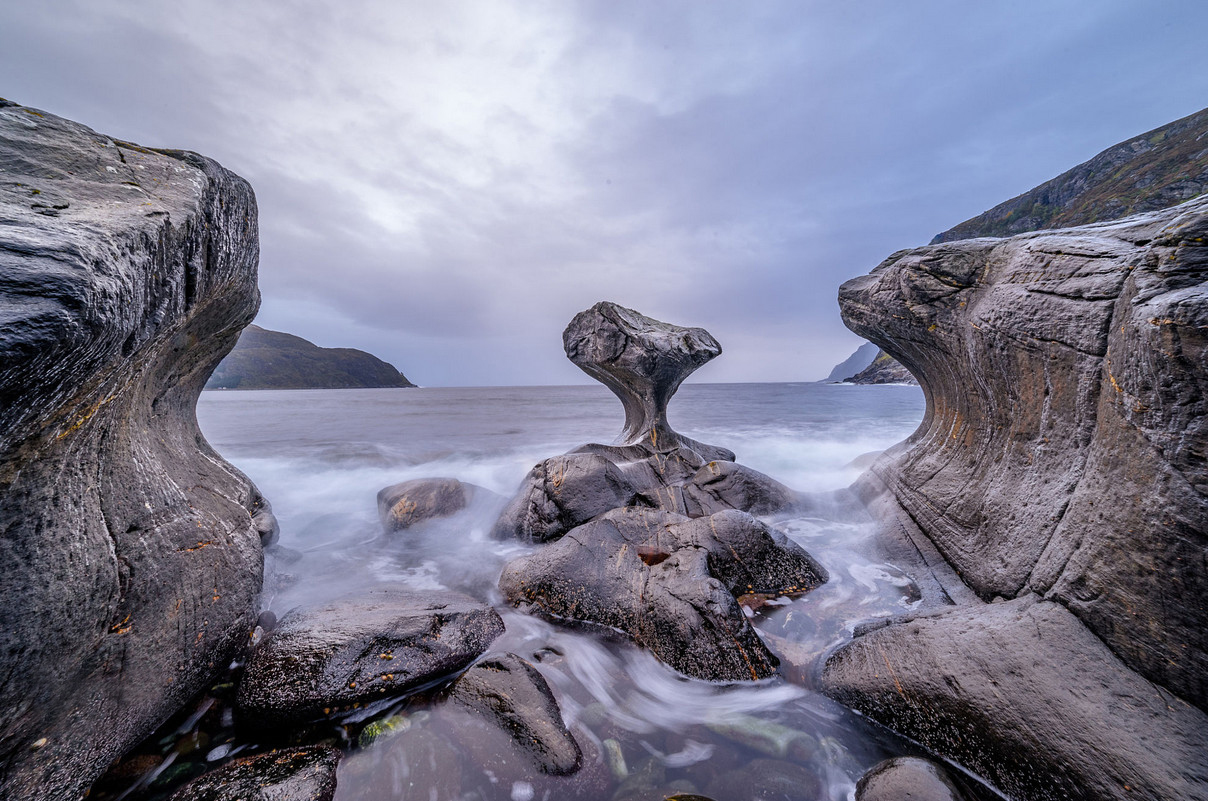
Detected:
left=194, top=382, right=929, bottom=801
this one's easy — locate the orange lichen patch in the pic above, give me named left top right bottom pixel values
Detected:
left=56, top=394, right=116, bottom=440
left=181, top=540, right=215, bottom=552
left=878, top=644, right=907, bottom=700
left=638, top=549, right=671, bottom=567
left=110, top=614, right=133, bottom=635
left=379, top=652, right=394, bottom=660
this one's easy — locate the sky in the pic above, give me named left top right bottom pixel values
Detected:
left=3, top=1, right=1207, bottom=385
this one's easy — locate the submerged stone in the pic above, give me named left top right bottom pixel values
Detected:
left=448, top=652, right=581, bottom=775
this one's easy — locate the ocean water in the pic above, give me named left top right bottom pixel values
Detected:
left=195, top=382, right=928, bottom=801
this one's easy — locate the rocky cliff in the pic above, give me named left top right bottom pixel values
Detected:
left=831, top=194, right=1208, bottom=800
left=0, top=100, right=267, bottom=799
left=933, top=106, right=1208, bottom=243
left=845, top=348, right=918, bottom=385
left=205, top=324, right=416, bottom=389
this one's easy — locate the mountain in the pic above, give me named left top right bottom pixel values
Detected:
left=205, top=325, right=416, bottom=389
left=853, top=106, right=1208, bottom=385
left=847, top=349, right=918, bottom=385
left=826, top=342, right=879, bottom=382
left=932, top=106, right=1208, bottom=243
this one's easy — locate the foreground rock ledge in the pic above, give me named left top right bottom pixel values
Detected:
left=0, top=100, right=266, bottom=800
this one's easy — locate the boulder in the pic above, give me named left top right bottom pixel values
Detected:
left=167, top=746, right=340, bottom=801
left=822, top=595, right=1208, bottom=801
left=377, top=477, right=488, bottom=532
left=855, top=757, right=969, bottom=801
left=0, top=100, right=265, bottom=799
left=499, top=508, right=825, bottom=681
left=237, top=587, right=504, bottom=723
left=448, top=652, right=581, bottom=775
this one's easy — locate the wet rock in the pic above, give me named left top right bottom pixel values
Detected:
left=492, top=451, right=640, bottom=542
left=822, top=595, right=1208, bottom=801
left=703, top=757, right=821, bottom=801
left=237, top=587, right=504, bottom=723
left=0, top=100, right=265, bottom=799
left=377, top=477, right=489, bottom=532
left=448, top=652, right=581, bottom=775
left=856, top=757, right=968, bottom=801
left=500, top=508, right=825, bottom=681
left=677, top=460, right=800, bottom=518
left=839, top=194, right=1208, bottom=707
left=167, top=746, right=340, bottom=801
left=563, top=301, right=733, bottom=461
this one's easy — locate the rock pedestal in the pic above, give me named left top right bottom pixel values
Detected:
left=495, top=302, right=826, bottom=681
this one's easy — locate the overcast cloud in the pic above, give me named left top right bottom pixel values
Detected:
left=3, top=1, right=1207, bottom=384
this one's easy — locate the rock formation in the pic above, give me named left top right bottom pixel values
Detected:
left=376, top=477, right=496, bottom=532
left=563, top=301, right=732, bottom=460
left=205, top=324, right=416, bottom=389
left=501, top=508, right=825, bottom=681
left=826, top=341, right=879, bottom=382
left=495, top=302, right=826, bottom=681
left=830, top=193, right=1208, bottom=800
left=237, top=588, right=504, bottom=724
left=0, top=100, right=267, bottom=800
left=167, top=746, right=341, bottom=801
left=447, top=652, right=582, bottom=775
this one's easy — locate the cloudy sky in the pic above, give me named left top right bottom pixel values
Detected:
left=3, top=2, right=1207, bottom=384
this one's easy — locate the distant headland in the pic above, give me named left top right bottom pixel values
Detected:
left=205, top=325, right=416, bottom=390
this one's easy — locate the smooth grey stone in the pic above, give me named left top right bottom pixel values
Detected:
left=0, top=100, right=265, bottom=800
left=237, top=587, right=503, bottom=723
left=167, top=746, right=340, bottom=801
left=448, top=652, right=581, bottom=775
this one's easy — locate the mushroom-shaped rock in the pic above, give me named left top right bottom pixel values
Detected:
left=237, top=588, right=504, bottom=723
left=499, top=508, right=826, bottom=681
left=448, top=652, right=582, bottom=775
left=563, top=302, right=734, bottom=461
left=168, top=746, right=341, bottom=801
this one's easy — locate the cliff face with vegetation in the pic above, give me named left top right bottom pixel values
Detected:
left=0, top=101, right=266, bottom=800
left=205, top=325, right=416, bottom=389
left=933, top=106, right=1208, bottom=243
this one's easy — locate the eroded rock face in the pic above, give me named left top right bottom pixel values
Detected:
left=0, top=101, right=265, bottom=799
left=563, top=301, right=733, bottom=460
left=167, top=746, right=341, bottom=801
left=839, top=195, right=1208, bottom=709
left=500, top=508, right=826, bottom=681
left=237, top=587, right=504, bottom=723
left=835, top=195, right=1208, bottom=801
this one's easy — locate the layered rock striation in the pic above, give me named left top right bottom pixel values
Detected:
left=0, top=101, right=267, bottom=799
left=832, top=194, right=1208, bottom=799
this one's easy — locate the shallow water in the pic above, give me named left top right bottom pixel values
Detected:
left=193, top=382, right=928, bottom=800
